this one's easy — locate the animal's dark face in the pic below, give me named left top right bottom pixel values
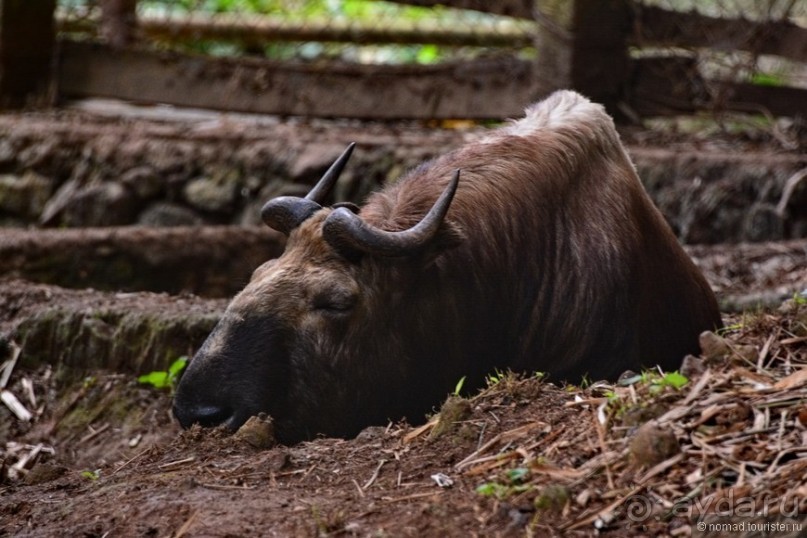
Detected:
left=173, top=213, right=372, bottom=442
left=173, top=145, right=461, bottom=443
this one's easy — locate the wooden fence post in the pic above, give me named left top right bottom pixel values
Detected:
left=100, top=0, right=138, bottom=49
left=0, top=0, right=57, bottom=108
left=534, top=0, right=631, bottom=110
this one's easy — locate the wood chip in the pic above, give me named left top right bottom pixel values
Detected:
left=1, top=389, right=33, bottom=421
left=21, top=378, right=36, bottom=410
left=0, top=341, right=21, bottom=389
left=110, top=446, right=152, bottom=476
left=174, top=511, right=198, bottom=538
left=362, top=459, right=386, bottom=490
left=158, top=457, right=196, bottom=470
left=79, top=423, right=110, bottom=445
left=199, top=482, right=256, bottom=491
left=382, top=491, right=442, bottom=504
left=773, top=367, right=807, bottom=390
left=402, top=416, right=438, bottom=443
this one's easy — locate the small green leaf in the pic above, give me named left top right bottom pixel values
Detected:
left=661, top=371, right=688, bottom=390
left=416, top=44, right=440, bottom=64
left=81, top=469, right=100, bottom=480
left=168, top=356, right=188, bottom=377
left=506, top=467, right=529, bottom=483
left=750, top=72, right=784, bottom=87
left=717, top=322, right=744, bottom=336
left=486, top=368, right=505, bottom=387
left=138, top=356, right=188, bottom=391
left=476, top=482, right=508, bottom=498
left=138, top=371, right=170, bottom=389
left=453, top=375, right=466, bottom=396
left=475, top=482, right=497, bottom=496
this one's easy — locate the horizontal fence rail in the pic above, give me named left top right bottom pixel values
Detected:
left=2, top=0, right=806, bottom=119
left=57, top=10, right=534, bottom=48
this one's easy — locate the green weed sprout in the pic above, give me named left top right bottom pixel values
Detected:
left=138, top=356, right=188, bottom=391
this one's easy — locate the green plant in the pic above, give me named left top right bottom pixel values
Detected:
left=505, top=467, right=529, bottom=482
left=717, top=321, right=744, bottom=336
left=138, top=356, right=188, bottom=391
left=646, top=371, right=688, bottom=394
left=485, top=368, right=506, bottom=387
left=750, top=72, right=786, bottom=87
left=609, top=371, right=689, bottom=418
left=618, top=370, right=688, bottom=392
left=476, top=466, right=532, bottom=500
left=453, top=375, right=467, bottom=396
left=80, top=469, right=100, bottom=481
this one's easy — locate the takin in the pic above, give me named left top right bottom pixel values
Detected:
left=173, top=90, right=722, bottom=443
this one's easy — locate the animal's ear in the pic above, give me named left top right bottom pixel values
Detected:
left=332, top=202, right=360, bottom=214
left=415, top=219, right=465, bottom=267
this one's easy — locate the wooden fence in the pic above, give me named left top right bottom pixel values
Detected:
left=1, top=0, right=806, bottom=119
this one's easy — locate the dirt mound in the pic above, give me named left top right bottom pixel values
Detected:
left=0, top=226, right=283, bottom=297
left=0, top=279, right=225, bottom=375
left=2, top=302, right=806, bottom=537
left=687, top=239, right=807, bottom=311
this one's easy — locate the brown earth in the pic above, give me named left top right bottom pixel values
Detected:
left=1, top=104, right=807, bottom=537
left=2, top=302, right=807, bottom=537
left=1, top=247, right=805, bottom=537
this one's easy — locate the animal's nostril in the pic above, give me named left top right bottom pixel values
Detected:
left=173, top=403, right=231, bottom=429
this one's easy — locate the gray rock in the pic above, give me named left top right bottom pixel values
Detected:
left=258, top=177, right=309, bottom=200
left=17, top=139, right=59, bottom=171
left=41, top=180, right=139, bottom=227
left=0, top=172, right=54, bottom=219
left=744, top=203, right=784, bottom=242
left=183, top=169, right=240, bottom=213
left=138, top=202, right=203, bottom=227
left=0, top=138, right=17, bottom=166
left=121, top=166, right=164, bottom=199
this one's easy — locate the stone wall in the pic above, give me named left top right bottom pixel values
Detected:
left=1, top=109, right=805, bottom=243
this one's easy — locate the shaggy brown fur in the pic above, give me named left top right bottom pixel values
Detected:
left=173, top=91, right=722, bottom=442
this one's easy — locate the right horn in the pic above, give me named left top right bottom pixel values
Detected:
left=261, top=143, right=355, bottom=235
left=323, top=169, right=460, bottom=258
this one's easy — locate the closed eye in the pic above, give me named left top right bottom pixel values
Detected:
left=312, top=292, right=357, bottom=314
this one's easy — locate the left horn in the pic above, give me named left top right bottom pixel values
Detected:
left=323, top=169, right=459, bottom=257
left=261, top=143, right=355, bottom=235
left=307, top=142, right=355, bottom=204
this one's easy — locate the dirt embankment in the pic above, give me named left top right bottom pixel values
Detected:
left=0, top=103, right=806, bottom=243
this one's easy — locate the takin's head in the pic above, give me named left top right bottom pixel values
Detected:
left=172, top=144, right=464, bottom=443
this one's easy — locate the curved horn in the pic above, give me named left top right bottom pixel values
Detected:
left=307, top=142, right=355, bottom=203
left=260, top=196, right=322, bottom=235
left=323, top=169, right=460, bottom=258
left=261, top=143, right=355, bottom=235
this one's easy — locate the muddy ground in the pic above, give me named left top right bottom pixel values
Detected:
left=1, top=103, right=807, bottom=537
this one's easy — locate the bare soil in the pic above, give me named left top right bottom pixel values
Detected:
left=1, top=264, right=806, bottom=537
left=2, top=301, right=807, bottom=537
